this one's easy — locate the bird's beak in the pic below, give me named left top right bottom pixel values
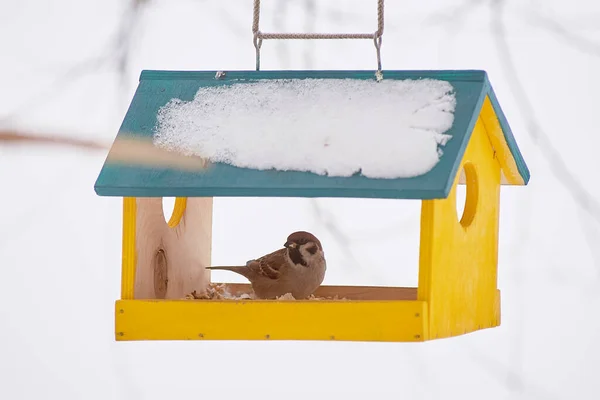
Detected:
left=284, top=241, right=297, bottom=249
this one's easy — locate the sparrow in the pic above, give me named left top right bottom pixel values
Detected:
left=205, top=231, right=326, bottom=299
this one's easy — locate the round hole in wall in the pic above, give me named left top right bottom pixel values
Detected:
left=162, top=197, right=186, bottom=228
left=455, top=178, right=467, bottom=225
left=162, top=197, right=176, bottom=224
left=455, top=162, right=478, bottom=228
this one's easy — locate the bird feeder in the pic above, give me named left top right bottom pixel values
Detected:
left=94, top=69, right=530, bottom=342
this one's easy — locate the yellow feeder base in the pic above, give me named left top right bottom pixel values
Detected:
left=114, top=284, right=500, bottom=342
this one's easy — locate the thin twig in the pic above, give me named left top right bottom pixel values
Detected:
left=303, top=0, right=317, bottom=69
left=1, top=129, right=209, bottom=172
left=0, top=0, right=148, bottom=124
left=310, top=199, right=389, bottom=284
left=522, top=8, right=600, bottom=58
left=490, top=0, right=600, bottom=225
left=273, top=0, right=292, bottom=69
left=424, top=0, right=484, bottom=33
left=465, top=345, right=560, bottom=400
left=0, top=130, right=107, bottom=150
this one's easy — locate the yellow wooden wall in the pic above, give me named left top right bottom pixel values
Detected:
left=418, top=114, right=502, bottom=339
left=121, top=197, right=137, bottom=300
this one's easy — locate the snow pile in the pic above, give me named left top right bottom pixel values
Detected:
left=153, top=78, right=456, bottom=179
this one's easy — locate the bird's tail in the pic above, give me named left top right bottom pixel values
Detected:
left=205, top=266, right=250, bottom=278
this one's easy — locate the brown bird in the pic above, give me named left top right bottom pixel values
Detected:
left=206, top=231, right=327, bottom=299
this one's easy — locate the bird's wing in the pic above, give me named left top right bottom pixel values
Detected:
left=248, top=248, right=287, bottom=280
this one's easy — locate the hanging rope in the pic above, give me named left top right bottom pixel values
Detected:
left=252, top=0, right=384, bottom=77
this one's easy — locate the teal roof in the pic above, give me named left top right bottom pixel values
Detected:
left=94, top=70, right=529, bottom=200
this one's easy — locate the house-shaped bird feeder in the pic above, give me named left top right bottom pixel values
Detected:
left=94, top=69, right=530, bottom=342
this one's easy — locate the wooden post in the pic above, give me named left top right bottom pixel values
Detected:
left=133, top=197, right=213, bottom=299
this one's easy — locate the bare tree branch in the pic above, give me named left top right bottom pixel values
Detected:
left=465, top=344, right=561, bottom=400
left=0, top=0, right=148, bottom=124
left=424, top=0, right=484, bottom=34
left=0, top=130, right=106, bottom=150
left=490, top=0, right=600, bottom=226
left=491, top=4, right=600, bottom=395
left=1, top=129, right=208, bottom=171
left=114, top=0, right=151, bottom=100
left=577, top=208, right=600, bottom=279
left=309, top=200, right=360, bottom=272
left=522, top=8, right=600, bottom=58
left=273, top=0, right=292, bottom=69
left=303, top=0, right=317, bottom=68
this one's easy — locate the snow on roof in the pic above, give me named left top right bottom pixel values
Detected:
left=152, top=78, right=456, bottom=179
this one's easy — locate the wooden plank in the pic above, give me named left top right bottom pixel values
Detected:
left=219, top=283, right=418, bottom=301
left=479, top=95, right=526, bottom=185
left=483, top=90, right=530, bottom=185
left=134, top=197, right=213, bottom=299
left=115, top=299, right=427, bottom=342
left=121, top=197, right=136, bottom=300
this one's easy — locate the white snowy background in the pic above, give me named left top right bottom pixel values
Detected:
left=1, top=0, right=600, bottom=399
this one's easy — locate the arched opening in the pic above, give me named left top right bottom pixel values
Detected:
left=455, top=162, right=478, bottom=228
left=162, top=197, right=187, bottom=228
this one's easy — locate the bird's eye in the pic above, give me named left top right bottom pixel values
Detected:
left=306, top=244, right=318, bottom=255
